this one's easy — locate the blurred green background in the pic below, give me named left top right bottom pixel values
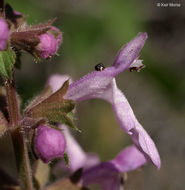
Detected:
left=1, top=0, right=185, bottom=189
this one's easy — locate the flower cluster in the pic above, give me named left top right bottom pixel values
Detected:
left=0, top=4, right=62, bottom=60
left=54, top=125, right=147, bottom=189
left=34, top=33, right=161, bottom=189
left=0, top=2, right=161, bottom=190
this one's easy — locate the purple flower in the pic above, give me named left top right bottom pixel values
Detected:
left=36, top=26, right=62, bottom=59
left=36, top=33, right=58, bottom=59
left=48, top=32, right=161, bottom=169
left=34, top=125, right=66, bottom=163
left=60, top=125, right=100, bottom=172
left=47, top=74, right=72, bottom=93
left=0, top=18, right=9, bottom=50
left=36, top=25, right=63, bottom=59
left=50, top=26, right=63, bottom=49
left=54, top=125, right=146, bottom=190
left=81, top=145, right=147, bottom=190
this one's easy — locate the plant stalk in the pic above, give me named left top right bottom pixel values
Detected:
left=5, top=78, right=34, bottom=190
left=5, top=79, right=19, bottom=127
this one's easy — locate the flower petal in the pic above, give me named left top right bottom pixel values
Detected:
left=82, top=145, right=145, bottom=190
left=66, top=78, right=161, bottom=169
left=82, top=162, right=121, bottom=190
left=65, top=32, right=147, bottom=102
left=47, top=74, right=72, bottom=93
left=113, top=32, right=147, bottom=72
left=109, top=80, right=161, bottom=169
left=110, top=145, right=147, bottom=172
left=61, top=125, right=100, bottom=172
left=94, top=79, right=160, bottom=169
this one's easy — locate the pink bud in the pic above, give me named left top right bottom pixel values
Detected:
left=36, top=33, right=57, bottom=59
left=34, top=125, right=66, bottom=163
left=0, top=18, right=9, bottom=50
left=50, top=26, right=63, bottom=49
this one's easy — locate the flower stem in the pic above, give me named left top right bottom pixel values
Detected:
left=5, top=79, right=19, bottom=127
left=11, top=128, right=34, bottom=190
left=5, top=78, right=34, bottom=190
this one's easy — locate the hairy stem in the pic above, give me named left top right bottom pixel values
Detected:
left=11, top=129, right=34, bottom=190
left=5, top=79, right=19, bottom=127
left=5, top=78, right=34, bottom=190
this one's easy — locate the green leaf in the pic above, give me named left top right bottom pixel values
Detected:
left=63, top=153, right=69, bottom=166
left=30, top=98, right=75, bottom=117
left=25, top=86, right=53, bottom=112
left=25, top=80, right=74, bottom=115
left=0, top=50, right=16, bottom=79
left=45, top=110, right=78, bottom=131
left=25, top=80, right=78, bottom=130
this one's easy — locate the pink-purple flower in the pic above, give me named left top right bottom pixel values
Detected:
left=36, top=33, right=58, bottom=59
left=0, top=18, right=9, bottom=50
left=48, top=32, right=161, bottom=169
left=43, top=32, right=161, bottom=189
left=81, top=145, right=147, bottom=190
left=34, top=125, right=66, bottom=163
left=50, top=26, right=63, bottom=49
left=10, top=21, right=62, bottom=59
left=36, top=26, right=62, bottom=59
left=55, top=125, right=147, bottom=190
left=60, top=125, right=100, bottom=172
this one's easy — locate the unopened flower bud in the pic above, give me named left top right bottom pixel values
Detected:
left=0, top=18, right=9, bottom=50
left=36, top=26, right=62, bottom=59
left=50, top=26, right=63, bottom=49
left=36, top=33, right=57, bottom=59
left=10, top=20, right=62, bottom=59
left=34, top=125, right=66, bottom=163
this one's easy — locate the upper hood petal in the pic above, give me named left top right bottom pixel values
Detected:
left=65, top=32, right=147, bottom=102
